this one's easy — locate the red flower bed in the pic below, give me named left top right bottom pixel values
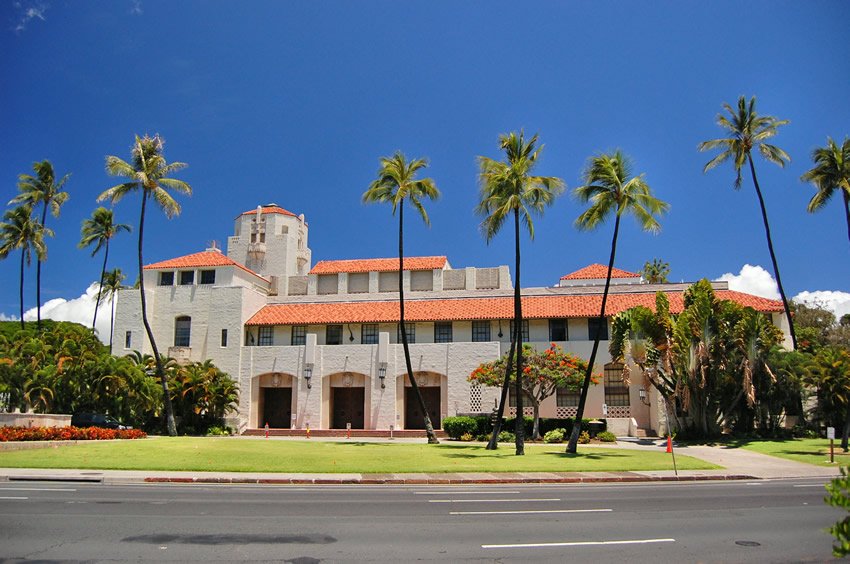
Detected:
left=0, top=426, right=147, bottom=442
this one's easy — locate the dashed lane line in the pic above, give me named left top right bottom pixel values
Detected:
left=483, top=538, right=676, bottom=549
left=451, top=508, right=612, bottom=515
left=429, top=498, right=560, bottom=503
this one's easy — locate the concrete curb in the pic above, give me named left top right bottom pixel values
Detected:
left=141, top=474, right=758, bottom=485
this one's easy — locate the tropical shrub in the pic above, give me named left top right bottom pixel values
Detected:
left=497, top=431, right=515, bottom=443
left=442, top=416, right=479, bottom=440
left=597, top=431, right=617, bottom=442
left=459, top=432, right=475, bottom=442
left=826, top=466, right=850, bottom=557
left=543, top=428, right=566, bottom=443
left=578, top=431, right=591, bottom=444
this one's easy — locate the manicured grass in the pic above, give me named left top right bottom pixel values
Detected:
left=735, top=438, right=849, bottom=467
left=0, top=438, right=718, bottom=473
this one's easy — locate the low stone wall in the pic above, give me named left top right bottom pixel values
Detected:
left=0, top=413, right=71, bottom=428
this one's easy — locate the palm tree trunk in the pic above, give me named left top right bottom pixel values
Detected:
left=747, top=155, right=797, bottom=349
left=843, top=189, right=850, bottom=249
left=842, top=405, right=850, bottom=453
left=92, top=243, right=108, bottom=331
left=513, top=207, right=525, bottom=456
left=567, top=214, right=621, bottom=453
left=485, top=335, right=517, bottom=450
left=398, top=202, right=439, bottom=444
left=19, top=250, right=25, bottom=331
left=34, top=203, right=50, bottom=332
left=109, top=291, right=116, bottom=354
left=137, top=192, right=177, bottom=437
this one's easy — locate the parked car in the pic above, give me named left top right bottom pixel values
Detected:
left=70, top=413, right=132, bottom=430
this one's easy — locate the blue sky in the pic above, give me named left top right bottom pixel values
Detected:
left=2, top=1, right=849, bottom=327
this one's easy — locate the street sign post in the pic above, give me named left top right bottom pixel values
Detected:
left=828, top=427, right=835, bottom=463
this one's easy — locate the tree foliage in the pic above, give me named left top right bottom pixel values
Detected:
left=469, top=344, right=593, bottom=440
left=609, top=280, right=785, bottom=437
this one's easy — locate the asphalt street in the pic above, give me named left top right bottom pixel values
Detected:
left=0, top=478, right=841, bottom=562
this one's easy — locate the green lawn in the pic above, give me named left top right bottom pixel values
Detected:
left=735, top=438, right=849, bottom=467
left=0, top=438, right=718, bottom=473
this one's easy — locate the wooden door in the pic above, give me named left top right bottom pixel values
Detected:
left=405, top=386, right=441, bottom=429
left=332, top=387, right=364, bottom=429
left=262, top=388, right=292, bottom=429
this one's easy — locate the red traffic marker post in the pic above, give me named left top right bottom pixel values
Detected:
left=264, top=422, right=269, bottom=439
left=667, top=435, right=678, bottom=477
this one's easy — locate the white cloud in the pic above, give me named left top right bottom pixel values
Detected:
left=0, top=312, right=20, bottom=322
left=12, top=2, right=47, bottom=33
left=716, top=264, right=780, bottom=300
left=793, top=290, right=850, bottom=320
left=129, top=0, right=142, bottom=15
left=22, top=282, right=114, bottom=343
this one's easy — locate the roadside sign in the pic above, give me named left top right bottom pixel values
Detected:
left=828, top=427, right=836, bottom=439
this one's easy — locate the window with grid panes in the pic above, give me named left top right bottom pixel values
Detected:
left=472, top=320, right=491, bottom=342
left=549, top=319, right=568, bottom=341
left=290, top=325, right=305, bottom=346
left=200, top=270, right=216, bottom=284
left=604, top=363, right=629, bottom=406
left=556, top=387, right=580, bottom=407
left=159, top=272, right=174, bottom=286
left=588, top=317, right=608, bottom=340
left=434, top=322, right=452, bottom=343
left=179, top=270, right=194, bottom=285
left=174, top=316, right=191, bottom=347
left=508, top=387, right=533, bottom=407
left=397, top=323, right=415, bottom=344
left=258, top=326, right=274, bottom=346
left=361, top=324, right=379, bottom=344
left=510, top=319, right=530, bottom=342
left=326, top=324, right=343, bottom=345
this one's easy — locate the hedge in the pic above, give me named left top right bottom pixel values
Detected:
left=0, top=426, right=147, bottom=442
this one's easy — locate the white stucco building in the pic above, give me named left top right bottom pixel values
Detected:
left=113, top=204, right=787, bottom=436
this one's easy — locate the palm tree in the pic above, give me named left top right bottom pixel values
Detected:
left=641, top=258, right=670, bottom=284
left=0, top=206, right=51, bottom=330
left=699, top=96, right=797, bottom=349
left=79, top=207, right=131, bottom=333
left=801, top=137, right=850, bottom=248
left=363, top=151, right=441, bottom=444
left=98, top=268, right=126, bottom=353
left=97, top=134, right=191, bottom=437
left=9, top=160, right=70, bottom=331
left=477, top=131, right=564, bottom=455
left=566, top=150, right=668, bottom=453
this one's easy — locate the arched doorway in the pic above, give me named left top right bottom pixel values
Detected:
left=398, top=371, right=446, bottom=430
left=326, top=372, right=369, bottom=429
left=256, top=373, right=296, bottom=429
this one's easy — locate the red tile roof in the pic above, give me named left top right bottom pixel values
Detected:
left=309, top=256, right=448, bottom=275
left=561, top=264, right=640, bottom=280
left=245, top=289, right=782, bottom=326
left=238, top=205, right=297, bottom=219
left=143, top=251, right=268, bottom=282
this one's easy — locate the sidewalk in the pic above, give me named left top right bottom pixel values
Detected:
left=0, top=437, right=840, bottom=485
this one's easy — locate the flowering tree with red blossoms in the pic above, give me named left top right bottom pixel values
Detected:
left=469, top=344, right=597, bottom=440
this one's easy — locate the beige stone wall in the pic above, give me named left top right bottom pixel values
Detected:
left=0, top=413, right=72, bottom=428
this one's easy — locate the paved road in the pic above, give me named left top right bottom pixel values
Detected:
left=0, top=478, right=841, bottom=562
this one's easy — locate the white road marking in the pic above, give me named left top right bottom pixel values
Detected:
left=451, top=508, right=612, bottom=515
left=483, top=538, right=676, bottom=549
left=415, top=490, right=520, bottom=495
left=0, top=496, right=28, bottom=500
left=0, top=487, right=77, bottom=492
left=746, top=483, right=762, bottom=486
left=430, top=498, right=559, bottom=503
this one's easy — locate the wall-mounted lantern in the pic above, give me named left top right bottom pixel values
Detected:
left=303, top=364, right=313, bottom=389
left=378, top=362, right=388, bottom=389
